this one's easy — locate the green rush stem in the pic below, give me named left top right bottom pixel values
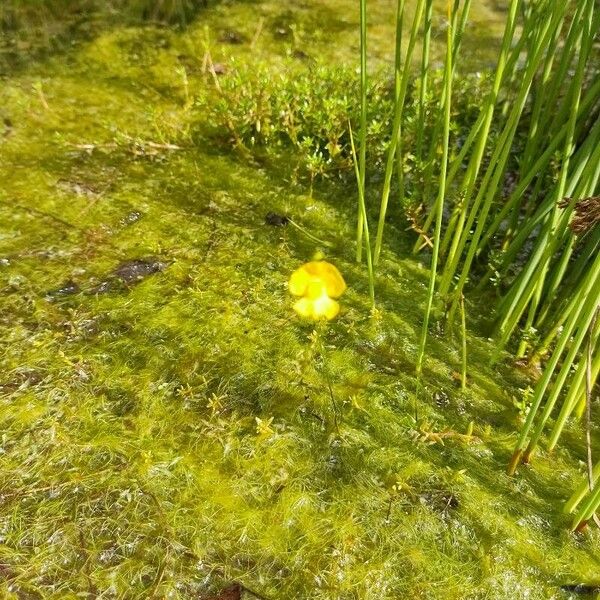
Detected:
left=514, top=218, right=553, bottom=359
left=460, top=293, right=467, bottom=390
left=531, top=0, right=595, bottom=159
left=477, top=78, right=600, bottom=256
left=356, top=0, right=368, bottom=262
left=535, top=144, right=600, bottom=328
left=443, top=6, right=568, bottom=327
left=544, top=236, right=600, bottom=341
left=565, top=462, right=600, bottom=515
left=499, top=0, right=593, bottom=351
left=584, top=310, right=598, bottom=489
left=373, top=0, right=424, bottom=266
left=413, top=0, right=474, bottom=254
left=518, top=7, right=568, bottom=174
left=547, top=340, right=600, bottom=453
left=489, top=116, right=600, bottom=276
left=287, top=219, right=333, bottom=248
left=571, top=484, right=600, bottom=531
left=499, top=0, right=547, bottom=118
left=395, top=0, right=407, bottom=212
left=349, top=122, right=375, bottom=306
left=453, top=0, right=472, bottom=63
left=416, top=0, right=453, bottom=376
left=506, top=255, right=600, bottom=474
left=496, top=114, right=597, bottom=350
left=528, top=227, right=600, bottom=364
left=436, top=0, right=522, bottom=296
left=523, top=293, right=599, bottom=462
left=415, top=0, right=434, bottom=167
left=500, top=12, right=566, bottom=247
left=414, top=107, right=486, bottom=255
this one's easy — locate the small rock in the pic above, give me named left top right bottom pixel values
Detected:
left=434, top=390, right=450, bottom=409
left=265, top=212, right=289, bottom=226
left=560, top=584, right=600, bottom=595
left=88, top=258, right=167, bottom=294
left=208, top=583, right=242, bottom=600
left=45, top=280, right=80, bottom=300
left=113, top=258, right=167, bottom=283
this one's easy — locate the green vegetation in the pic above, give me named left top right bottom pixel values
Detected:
left=0, top=0, right=599, bottom=598
left=356, top=0, right=599, bottom=533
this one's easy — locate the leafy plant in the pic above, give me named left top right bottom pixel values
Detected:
left=197, top=63, right=394, bottom=186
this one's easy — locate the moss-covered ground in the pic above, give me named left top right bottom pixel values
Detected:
left=1, top=2, right=599, bottom=598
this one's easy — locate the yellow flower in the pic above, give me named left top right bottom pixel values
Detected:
left=288, top=261, right=346, bottom=320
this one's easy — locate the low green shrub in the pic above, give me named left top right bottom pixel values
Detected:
left=197, top=63, right=493, bottom=187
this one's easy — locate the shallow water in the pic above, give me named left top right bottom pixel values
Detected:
left=0, top=1, right=598, bottom=598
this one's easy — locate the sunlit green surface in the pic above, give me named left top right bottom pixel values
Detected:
left=0, top=2, right=598, bottom=598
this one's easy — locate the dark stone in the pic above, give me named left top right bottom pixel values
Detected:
left=113, top=258, right=167, bottom=283
left=88, top=258, right=167, bottom=294
left=560, top=584, right=600, bottom=595
left=265, top=212, right=289, bottom=227
left=45, top=280, right=80, bottom=300
left=208, top=583, right=242, bottom=600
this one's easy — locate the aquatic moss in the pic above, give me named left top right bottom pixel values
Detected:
left=0, top=5, right=599, bottom=600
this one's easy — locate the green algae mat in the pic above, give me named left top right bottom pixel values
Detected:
left=1, top=2, right=599, bottom=598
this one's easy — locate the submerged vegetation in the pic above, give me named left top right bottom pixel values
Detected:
left=0, top=0, right=599, bottom=598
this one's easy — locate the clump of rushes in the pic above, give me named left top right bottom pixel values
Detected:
left=387, top=0, right=600, bottom=468
left=503, top=1, right=599, bottom=473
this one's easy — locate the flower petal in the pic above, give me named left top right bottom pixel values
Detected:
left=313, top=294, right=340, bottom=320
left=288, top=266, right=310, bottom=296
left=306, top=261, right=346, bottom=298
left=293, top=297, right=315, bottom=318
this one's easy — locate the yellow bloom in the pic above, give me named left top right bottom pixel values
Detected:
left=288, top=261, right=346, bottom=320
